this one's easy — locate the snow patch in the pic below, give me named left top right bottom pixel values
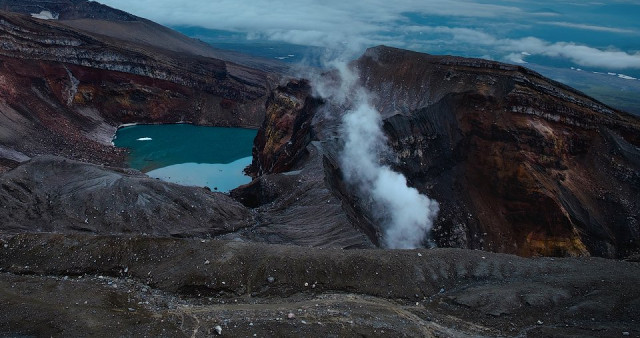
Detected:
left=64, top=67, right=80, bottom=106
left=31, top=11, right=58, bottom=20
left=506, top=53, right=527, bottom=64
left=618, top=74, right=637, bottom=80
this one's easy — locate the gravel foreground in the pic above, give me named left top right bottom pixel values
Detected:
left=0, top=234, right=638, bottom=337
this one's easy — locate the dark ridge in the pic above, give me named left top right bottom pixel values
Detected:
left=0, top=0, right=138, bottom=21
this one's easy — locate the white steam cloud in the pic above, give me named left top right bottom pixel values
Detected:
left=315, top=62, right=439, bottom=249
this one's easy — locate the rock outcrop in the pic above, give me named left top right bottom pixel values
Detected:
left=248, top=79, right=322, bottom=177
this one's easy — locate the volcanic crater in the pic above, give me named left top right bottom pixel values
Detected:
left=0, top=2, right=638, bottom=336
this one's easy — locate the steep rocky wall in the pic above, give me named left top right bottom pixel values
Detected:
left=357, top=46, right=640, bottom=258
left=232, top=80, right=374, bottom=249
left=248, top=79, right=322, bottom=176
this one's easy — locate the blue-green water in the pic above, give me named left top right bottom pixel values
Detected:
left=113, top=124, right=257, bottom=192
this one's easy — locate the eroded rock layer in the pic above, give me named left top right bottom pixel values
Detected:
left=248, top=79, right=322, bottom=177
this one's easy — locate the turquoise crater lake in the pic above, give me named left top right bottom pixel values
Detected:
left=113, top=124, right=257, bottom=192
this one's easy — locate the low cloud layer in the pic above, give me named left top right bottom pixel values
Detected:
left=98, top=0, right=640, bottom=70
left=540, top=21, right=636, bottom=34
left=406, top=26, right=640, bottom=69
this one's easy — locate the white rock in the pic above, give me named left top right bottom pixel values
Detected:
left=214, top=325, right=222, bottom=335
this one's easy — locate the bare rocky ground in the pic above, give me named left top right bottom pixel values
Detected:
left=0, top=234, right=638, bottom=337
left=0, top=156, right=253, bottom=237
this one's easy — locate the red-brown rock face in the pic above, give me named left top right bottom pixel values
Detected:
left=355, top=46, right=640, bottom=257
left=248, top=79, right=322, bottom=176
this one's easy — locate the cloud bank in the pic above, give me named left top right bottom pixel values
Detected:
left=98, top=0, right=640, bottom=70
left=405, top=26, right=640, bottom=69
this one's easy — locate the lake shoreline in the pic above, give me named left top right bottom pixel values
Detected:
left=112, top=124, right=257, bottom=192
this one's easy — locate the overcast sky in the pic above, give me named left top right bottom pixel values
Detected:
left=98, top=0, right=640, bottom=71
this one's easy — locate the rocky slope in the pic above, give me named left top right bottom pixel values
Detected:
left=0, top=9, right=276, bottom=170
left=0, top=156, right=252, bottom=237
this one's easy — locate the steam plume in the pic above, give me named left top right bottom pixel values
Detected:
left=316, top=62, right=439, bottom=249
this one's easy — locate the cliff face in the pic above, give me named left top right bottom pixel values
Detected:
left=248, top=80, right=322, bottom=177
left=352, top=46, right=640, bottom=257
left=0, top=10, right=274, bottom=169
